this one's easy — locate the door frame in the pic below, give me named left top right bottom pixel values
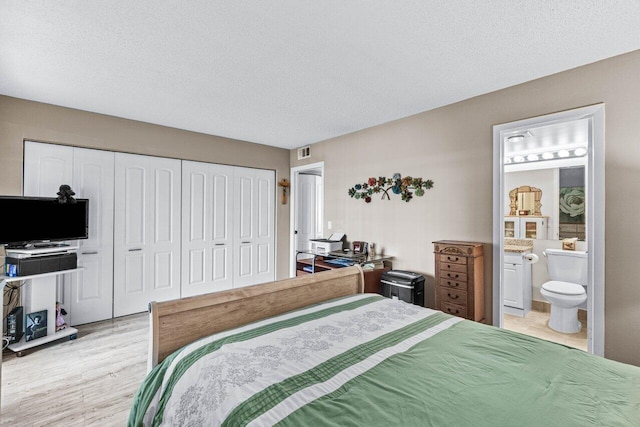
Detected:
left=289, top=161, right=325, bottom=277
left=492, top=104, right=605, bottom=356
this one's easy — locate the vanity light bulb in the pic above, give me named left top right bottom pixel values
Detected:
left=557, top=149, right=570, bottom=158
left=574, top=147, right=587, bottom=156
left=527, top=154, right=539, bottom=161
left=504, top=158, right=512, bottom=164
left=542, top=152, right=554, bottom=160
left=513, top=155, right=525, bottom=163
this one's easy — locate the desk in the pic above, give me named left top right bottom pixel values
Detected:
left=295, top=250, right=393, bottom=293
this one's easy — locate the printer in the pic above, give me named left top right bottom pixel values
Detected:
left=309, top=233, right=345, bottom=254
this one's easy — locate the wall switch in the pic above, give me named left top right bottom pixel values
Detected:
left=327, top=221, right=332, bottom=230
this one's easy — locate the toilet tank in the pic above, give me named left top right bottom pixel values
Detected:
left=544, top=248, right=587, bottom=285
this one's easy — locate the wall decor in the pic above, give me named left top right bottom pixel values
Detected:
left=278, top=178, right=290, bottom=204
left=348, top=173, right=434, bottom=203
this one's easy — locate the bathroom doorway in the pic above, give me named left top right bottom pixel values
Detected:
left=492, top=105, right=605, bottom=355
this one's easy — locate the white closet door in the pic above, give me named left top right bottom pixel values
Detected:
left=181, top=161, right=233, bottom=297
left=23, top=142, right=114, bottom=326
left=71, top=147, right=114, bottom=325
left=23, top=141, right=73, bottom=197
left=114, top=153, right=181, bottom=316
left=233, top=167, right=275, bottom=288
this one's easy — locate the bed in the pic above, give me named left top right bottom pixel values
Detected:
left=129, top=266, right=640, bottom=426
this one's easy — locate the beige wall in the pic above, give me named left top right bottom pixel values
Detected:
left=0, top=96, right=291, bottom=280
left=291, top=49, right=640, bottom=366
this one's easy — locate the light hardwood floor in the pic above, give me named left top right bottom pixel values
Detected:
left=1, top=312, right=148, bottom=426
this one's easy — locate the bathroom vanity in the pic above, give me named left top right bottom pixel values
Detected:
left=503, top=239, right=535, bottom=317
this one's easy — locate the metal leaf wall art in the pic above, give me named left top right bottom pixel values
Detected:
left=348, top=173, right=434, bottom=203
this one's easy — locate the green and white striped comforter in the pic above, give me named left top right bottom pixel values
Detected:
left=129, top=294, right=640, bottom=426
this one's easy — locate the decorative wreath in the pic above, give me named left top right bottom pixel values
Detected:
left=348, top=173, right=434, bottom=203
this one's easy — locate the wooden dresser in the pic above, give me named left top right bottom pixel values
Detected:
left=433, top=240, right=485, bottom=323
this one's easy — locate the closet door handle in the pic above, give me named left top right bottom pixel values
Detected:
left=128, top=248, right=143, bottom=252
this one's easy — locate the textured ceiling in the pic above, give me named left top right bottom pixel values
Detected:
left=1, top=1, right=639, bottom=149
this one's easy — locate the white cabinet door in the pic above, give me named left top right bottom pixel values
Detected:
left=23, top=141, right=73, bottom=197
left=181, top=161, right=234, bottom=297
left=233, top=167, right=275, bottom=288
left=521, top=217, right=547, bottom=239
left=114, top=153, right=181, bottom=316
left=71, top=147, right=114, bottom=325
left=504, top=217, right=520, bottom=239
left=503, top=262, right=523, bottom=309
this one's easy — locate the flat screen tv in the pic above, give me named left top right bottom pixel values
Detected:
left=0, top=196, right=89, bottom=247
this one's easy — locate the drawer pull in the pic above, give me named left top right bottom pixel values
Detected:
left=447, top=256, right=459, bottom=262
left=447, top=273, right=459, bottom=279
left=447, top=293, right=459, bottom=300
left=447, top=281, right=459, bottom=287
left=447, top=307, right=460, bottom=315
left=81, top=251, right=98, bottom=255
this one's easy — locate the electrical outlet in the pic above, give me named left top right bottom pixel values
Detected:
left=327, top=221, right=332, bottom=230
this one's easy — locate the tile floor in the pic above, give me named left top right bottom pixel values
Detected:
left=503, top=310, right=587, bottom=351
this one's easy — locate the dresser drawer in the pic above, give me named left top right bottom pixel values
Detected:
left=440, top=287, right=467, bottom=305
left=439, top=270, right=468, bottom=282
left=440, top=301, right=468, bottom=318
left=439, top=262, right=467, bottom=273
left=438, top=254, right=467, bottom=265
left=439, top=278, right=468, bottom=291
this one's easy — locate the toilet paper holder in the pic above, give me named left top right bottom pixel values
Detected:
left=524, top=253, right=539, bottom=264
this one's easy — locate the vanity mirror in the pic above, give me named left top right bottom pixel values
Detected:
left=508, top=186, right=542, bottom=216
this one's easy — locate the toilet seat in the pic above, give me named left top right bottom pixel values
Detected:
left=542, top=280, right=585, bottom=295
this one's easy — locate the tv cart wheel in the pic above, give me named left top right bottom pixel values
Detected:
left=16, top=351, right=23, bottom=358
left=70, top=334, right=77, bottom=340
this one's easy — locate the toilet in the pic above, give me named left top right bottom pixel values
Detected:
left=540, top=248, right=587, bottom=333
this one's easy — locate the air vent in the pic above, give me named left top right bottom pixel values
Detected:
left=297, top=145, right=311, bottom=160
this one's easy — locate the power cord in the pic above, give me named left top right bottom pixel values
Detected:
left=2, top=336, right=10, bottom=350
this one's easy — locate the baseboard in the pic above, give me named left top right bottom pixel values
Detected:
left=532, top=300, right=587, bottom=321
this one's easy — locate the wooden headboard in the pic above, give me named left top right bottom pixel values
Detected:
left=148, top=265, right=365, bottom=369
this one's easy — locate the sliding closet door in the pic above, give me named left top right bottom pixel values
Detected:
left=113, top=153, right=181, bottom=316
left=71, top=147, right=114, bottom=324
left=181, top=161, right=233, bottom=297
left=23, top=141, right=114, bottom=326
left=233, top=167, right=275, bottom=288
